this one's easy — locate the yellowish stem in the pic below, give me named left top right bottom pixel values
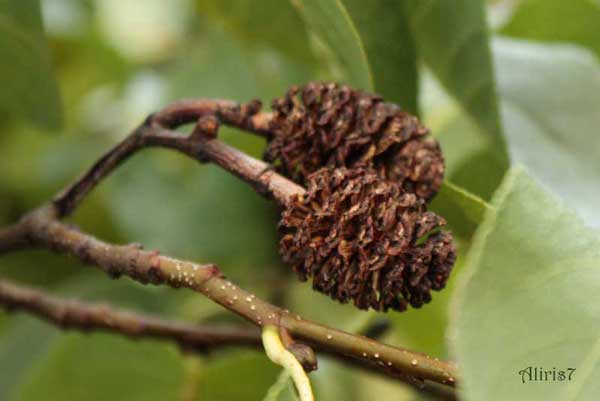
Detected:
left=262, top=325, right=314, bottom=401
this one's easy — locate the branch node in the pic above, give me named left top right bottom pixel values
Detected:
left=191, top=115, right=220, bottom=141
left=220, top=99, right=262, bottom=127
left=287, top=343, right=318, bottom=373
left=242, top=99, right=262, bottom=117
left=202, top=263, right=223, bottom=283
left=128, top=242, right=144, bottom=251
left=277, top=327, right=318, bottom=373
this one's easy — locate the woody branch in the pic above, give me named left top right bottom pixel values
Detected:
left=0, top=277, right=260, bottom=352
left=0, top=98, right=458, bottom=393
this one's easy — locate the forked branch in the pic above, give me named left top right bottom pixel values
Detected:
left=0, top=98, right=458, bottom=396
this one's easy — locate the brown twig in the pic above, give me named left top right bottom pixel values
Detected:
left=0, top=277, right=260, bottom=352
left=0, top=277, right=454, bottom=401
left=0, top=222, right=30, bottom=253
left=0, top=99, right=458, bottom=393
left=53, top=99, right=278, bottom=218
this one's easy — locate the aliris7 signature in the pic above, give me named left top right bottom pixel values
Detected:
left=518, top=367, right=576, bottom=383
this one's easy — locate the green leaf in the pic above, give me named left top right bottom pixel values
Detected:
left=430, top=181, right=491, bottom=239
left=336, top=0, right=418, bottom=113
left=168, top=20, right=313, bottom=104
left=197, top=351, right=280, bottom=401
left=262, top=354, right=364, bottom=401
left=286, top=278, right=376, bottom=334
left=291, top=0, right=419, bottom=112
left=311, top=360, right=362, bottom=401
left=501, top=0, right=600, bottom=60
left=450, top=167, right=600, bottom=401
left=438, top=120, right=507, bottom=201
left=494, top=38, right=600, bottom=226
left=0, top=0, right=62, bottom=129
left=0, top=316, right=60, bottom=401
left=108, top=154, right=281, bottom=287
left=0, top=276, right=175, bottom=401
left=16, top=333, right=185, bottom=401
left=404, top=0, right=508, bottom=179
left=262, top=371, right=299, bottom=401
left=291, top=0, right=373, bottom=90
left=196, top=0, right=316, bottom=66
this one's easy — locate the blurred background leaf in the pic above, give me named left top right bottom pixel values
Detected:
left=430, top=181, right=490, bottom=240
left=494, top=38, right=600, bottom=227
left=0, top=274, right=182, bottom=401
left=17, top=334, right=185, bottom=401
left=195, top=351, right=280, bottom=401
left=290, top=0, right=509, bottom=200
left=328, top=0, right=418, bottom=113
left=403, top=0, right=509, bottom=199
left=501, top=0, right=600, bottom=60
left=290, top=0, right=373, bottom=90
left=0, top=0, right=62, bottom=130
left=195, top=0, right=316, bottom=66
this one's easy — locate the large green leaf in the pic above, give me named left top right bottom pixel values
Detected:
left=0, top=0, right=62, bottom=129
left=262, top=371, right=298, bottom=401
left=336, top=0, right=418, bottom=113
left=291, top=0, right=419, bottom=112
left=196, top=0, right=316, bottom=66
left=0, top=317, right=60, bottom=401
left=435, top=37, right=600, bottom=210
left=0, top=275, right=175, bottom=401
left=430, top=181, right=490, bottom=239
left=168, top=20, right=312, bottom=105
left=196, top=351, right=280, bottom=401
left=403, top=0, right=508, bottom=183
left=17, top=333, right=185, bottom=401
left=107, top=151, right=281, bottom=289
left=290, top=0, right=372, bottom=90
left=494, top=38, right=600, bottom=226
left=450, top=167, right=600, bottom=401
left=435, top=105, right=505, bottom=200
left=501, top=0, right=600, bottom=60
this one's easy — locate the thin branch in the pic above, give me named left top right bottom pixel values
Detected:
left=0, top=222, right=29, bottom=253
left=52, top=129, right=147, bottom=217
left=4, top=204, right=457, bottom=388
left=0, top=277, right=455, bottom=401
left=149, top=98, right=272, bottom=136
left=0, top=99, right=458, bottom=393
left=145, top=124, right=304, bottom=204
left=0, top=277, right=260, bottom=352
left=53, top=100, right=294, bottom=218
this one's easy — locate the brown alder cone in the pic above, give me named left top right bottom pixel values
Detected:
left=278, top=167, right=456, bottom=312
left=264, top=82, right=444, bottom=201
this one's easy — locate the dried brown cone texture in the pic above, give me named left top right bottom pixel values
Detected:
left=265, top=82, right=444, bottom=201
left=279, top=167, right=456, bottom=312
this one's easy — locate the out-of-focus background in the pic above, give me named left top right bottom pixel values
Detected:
left=1, top=0, right=598, bottom=400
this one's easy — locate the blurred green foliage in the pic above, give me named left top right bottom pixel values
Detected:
left=0, top=0, right=62, bottom=129
left=0, top=1, right=599, bottom=401
left=501, top=0, right=600, bottom=60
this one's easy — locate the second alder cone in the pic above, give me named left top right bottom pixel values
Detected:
left=264, top=82, right=444, bottom=201
left=279, top=167, right=456, bottom=312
